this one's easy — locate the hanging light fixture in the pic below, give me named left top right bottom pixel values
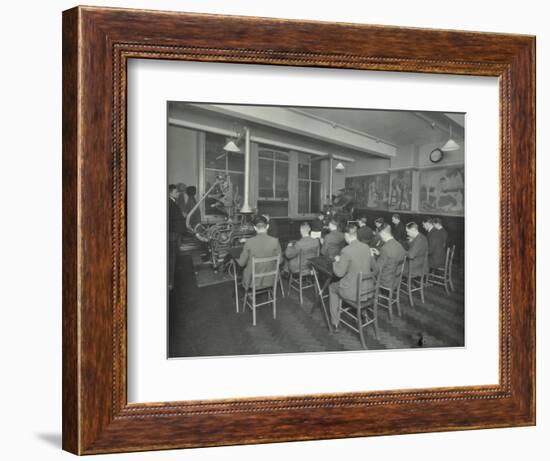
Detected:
left=441, top=124, right=460, bottom=152
left=223, top=139, right=241, bottom=152
left=335, top=161, right=345, bottom=171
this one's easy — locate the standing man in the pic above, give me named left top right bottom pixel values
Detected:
left=237, top=215, right=282, bottom=290
left=370, top=217, right=385, bottom=249
left=433, top=217, right=448, bottom=247
left=372, top=224, right=407, bottom=288
left=422, top=217, right=446, bottom=270
left=168, top=184, right=186, bottom=290
left=405, top=222, right=429, bottom=276
left=391, top=213, right=407, bottom=247
left=357, top=216, right=374, bottom=244
left=321, top=218, right=346, bottom=260
left=310, top=212, right=325, bottom=239
left=329, top=223, right=375, bottom=330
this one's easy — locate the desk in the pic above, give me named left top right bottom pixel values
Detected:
left=308, top=256, right=337, bottom=333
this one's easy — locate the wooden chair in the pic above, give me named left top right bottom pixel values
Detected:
left=375, top=258, right=406, bottom=320
left=287, top=247, right=320, bottom=304
left=242, top=255, right=281, bottom=326
left=400, top=253, right=428, bottom=307
left=338, top=272, right=377, bottom=349
left=426, top=245, right=456, bottom=294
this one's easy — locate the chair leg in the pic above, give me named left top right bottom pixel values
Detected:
left=287, top=273, right=292, bottom=295
left=299, top=274, right=303, bottom=305
left=449, top=271, right=455, bottom=291
left=408, top=279, right=414, bottom=307
left=373, top=300, right=380, bottom=339
left=279, top=271, right=285, bottom=297
left=273, top=289, right=277, bottom=319
left=357, top=308, right=367, bottom=349
left=420, top=275, right=425, bottom=303
left=395, top=287, right=402, bottom=316
left=388, top=290, right=393, bottom=320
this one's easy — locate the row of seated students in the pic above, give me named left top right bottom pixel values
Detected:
left=235, top=214, right=449, bottom=329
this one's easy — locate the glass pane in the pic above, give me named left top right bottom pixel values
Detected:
left=258, top=149, right=273, bottom=160
left=259, top=158, right=274, bottom=198
left=311, top=159, right=321, bottom=180
left=311, top=182, right=321, bottom=213
left=227, top=172, right=244, bottom=209
left=298, top=163, right=310, bottom=180
left=275, top=151, right=289, bottom=161
left=227, top=151, right=244, bottom=172
left=298, top=181, right=310, bottom=214
left=205, top=133, right=227, bottom=169
left=257, top=200, right=288, bottom=218
left=275, top=161, right=289, bottom=198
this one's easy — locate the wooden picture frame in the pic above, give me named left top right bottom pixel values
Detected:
left=62, top=5, right=535, bottom=455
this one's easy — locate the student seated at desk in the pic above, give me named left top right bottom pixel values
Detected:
left=372, top=224, right=407, bottom=288
left=369, top=217, right=385, bottom=249
left=405, top=221, right=428, bottom=276
left=357, top=216, right=374, bottom=244
left=310, top=212, right=325, bottom=239
left=321, top=219, right=345, bottom=260
left=284, top=222, right=319, bottom=273
left=236, top=215, right=282, bottom=289
left=329, top=223, right=375, bottom=330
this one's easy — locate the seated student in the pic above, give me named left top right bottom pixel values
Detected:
left=321, top=219, right=345, bottom=260
left=405, top=222, right=428, bottom=276
left=391, top=213, right=407, bottom=247
left=237, top=215, right=282, bottom=290
left=285, top=222, right=319, bottom=273
left=262, top=213, right=279, bottom=240
left=369, top=217, right=385, bottom=249
left=372, top=224, right=407, bottom=288
left=310, top=212, right=325, bottom=239
left=422, top=217, right=446, bottom=270
left=357, top=216, right=374, bottom=244
left=329, top=223, right=375, bottom=330
left=433, top=217, right=448, bottom=247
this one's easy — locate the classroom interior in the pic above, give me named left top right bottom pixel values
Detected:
left=167, top=102, right=465, bottom=358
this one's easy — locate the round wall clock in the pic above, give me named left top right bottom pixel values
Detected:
left=429, top=147, right=444, bottom=163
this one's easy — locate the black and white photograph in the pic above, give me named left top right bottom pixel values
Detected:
left=167, top=103, right=465, bottom=358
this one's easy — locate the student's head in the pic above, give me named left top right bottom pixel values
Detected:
left=374, top=217, right=384, bottom=229
left=253, top=215, right=269, bottom=234
left=185, top=186, right=197, bottom=198
left=317, top=212, right=324, bottom=220
left=359, top=216, right=367, bottom=227
left=433, top=217, right=443, bottom=229
left=406, top=222, right=419, bottom=239
left=379, top=224, right=394, bottom=242
left=176, top=182, right=187, bottom=193
left=343, top=223, right=358, bottom=244
left=392, top=213, right=400, bottom=225
left=168, top=184, right=179, bottom=199
left=300, top=222, right=311, bottom=237
left=422, top=217, right=434, bottom=231
left=263, top=213, right=271, bottom=222
left=328, top=219, right=338, bottom=232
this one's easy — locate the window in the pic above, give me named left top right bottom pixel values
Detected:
left=258, top=148, right=289, bottom=200
left=204, top=132, right=244, bottom=215
left=297, top=153, right=322, bottom=214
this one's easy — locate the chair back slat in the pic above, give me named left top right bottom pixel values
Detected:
left=252, top=255, right=281, bottom=289
left=356, top=271, right=375, bottom=304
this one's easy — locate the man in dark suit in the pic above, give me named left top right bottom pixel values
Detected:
left=321, top=219, right=345, bottom=260
left=285, top=222, right=319, bottom=274
left=405, top=222, right=429, bottom=277
left=329, top=223, right=375, bottom=329
left=433, top=217, right=448, bottom=247
left=372, top=224, right=407, bottom=288
left=391, top=213, right=407, bottom=248
left=310, top=212, right=325, bottom=239
left=357, top=216, right=374, bottom=244
left=237, top=215, right=282, bottom=290
left=423, top=217, right=446, bottom=269
left=168, top=184, right=186, bottom=290
left=369, top=217, right=385, bottom=249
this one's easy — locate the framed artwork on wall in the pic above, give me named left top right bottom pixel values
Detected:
left=62, top=5, right=535, bottom=455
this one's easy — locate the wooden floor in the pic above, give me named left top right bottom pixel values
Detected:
left=168, top=253, right=465, bottom=358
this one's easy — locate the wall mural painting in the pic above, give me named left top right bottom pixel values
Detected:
left=389, top=169, right=413, bottom=211
left=419, top=166, right=465, bottom=215
left=345, top=173, right=389, bottom=210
